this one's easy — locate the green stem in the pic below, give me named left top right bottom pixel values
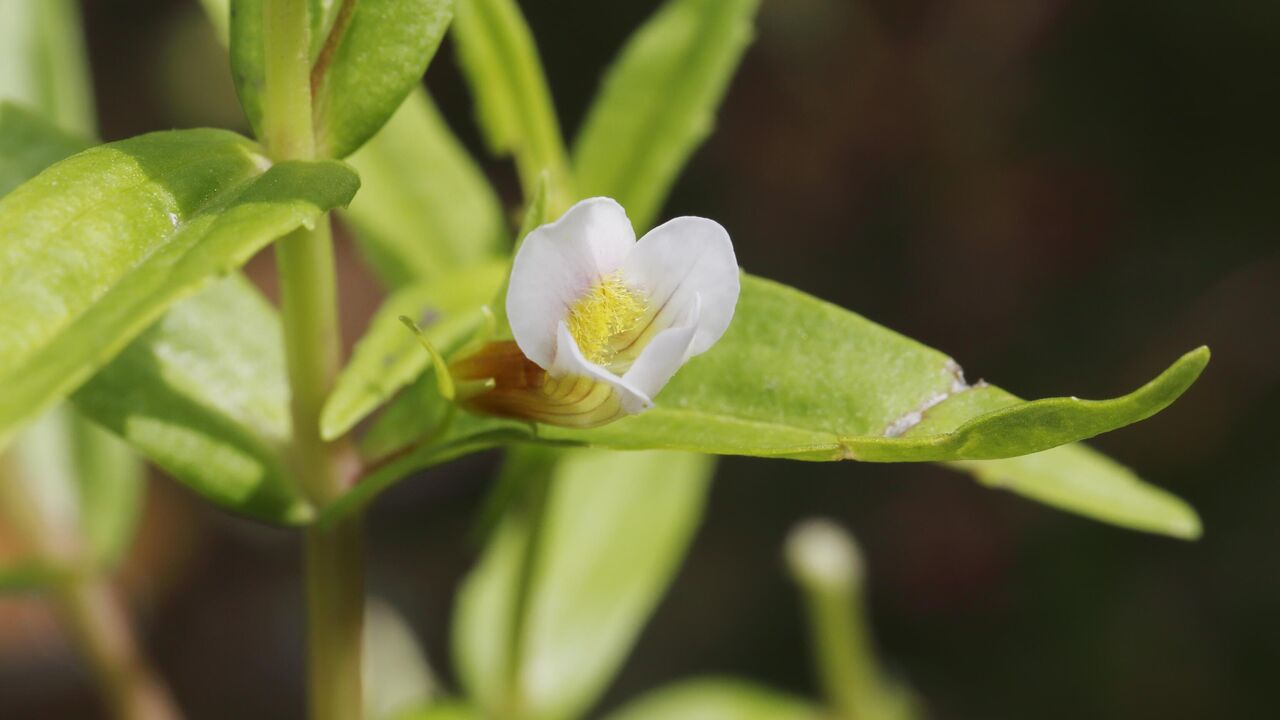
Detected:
left=304, top=516, right=365, bottom=720
left=260, top=1, right=364, bottom=719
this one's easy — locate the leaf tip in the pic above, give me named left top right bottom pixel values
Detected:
left=1166, top=507, right=1203, bottom=541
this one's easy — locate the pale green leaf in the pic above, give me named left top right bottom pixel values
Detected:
left=451, top=0, right=573, bottom=207
left=573, top=0, right=760, bottom=231
left=231, top=0, right=454, bottom=159
left=0, top=129, right=359, bottom=450
left=68, top=412, right=145, bottom=568
left=603, top=679, right=822, bottom=720
left=322, top=260, right=507, bottom=440
left=0, top=102, right=90, bottom=197
left=0, top=404, right=143, bottom=582
left=200, top=0, right=231, bottom=46
left=74, top=275, right=312, bottom=525
left=344, top=88, right=507, bottom=287
left=392, top=703, right=483, bottom=720
left=455, top=447, right=714, bottom=720
left=950, top=443, right=1201, bottom=539
left=0, top=0, right=95, bottom=136
left=364, top=598, right=438, bottom=720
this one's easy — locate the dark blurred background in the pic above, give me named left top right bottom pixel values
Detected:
left=2, top=0, right=1278, bottom=718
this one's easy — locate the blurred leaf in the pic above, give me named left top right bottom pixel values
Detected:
left=323, top=260, right=507, bottom=441
left=0, top=404, right=143, bottom=583
left=68, top=413, right=145, bottom=568
left=0, top=129, right=358, bottom=449
left=392, top=702, right=483, bottom=720
left=951, top=442, right=1202, bottom=538
left=489, top=171, right=547, bottom=334
left=75, top=275, right=312, bottom=525
left=0, top=560, right=63, bottom=594
left=231, top=0, right=454, bottom=159
left=344, top=88, right=508, bottom=287
left=0, top=102, right=90, bottom=197
left=200, top=0, right=231, bottom=45
left=0, top=0, right=95, bottom=136
left=454, top=447, right=713, bottom=720
left=572, top=0, right=760, bottom=231
left=364, top=597, right=437, bottom=720
left=451, top=0, right=573, bottom=207
left=602, top=679, right=822, bottom=720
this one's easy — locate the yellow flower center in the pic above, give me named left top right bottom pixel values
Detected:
left=567, top=271, right=647, bottom=365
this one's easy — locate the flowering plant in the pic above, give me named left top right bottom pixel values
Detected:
left=0, top=0, right=1207, bottom=718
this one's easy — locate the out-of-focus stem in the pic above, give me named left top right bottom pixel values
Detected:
left=0, top=455, right=180, bottom=720
left=54, top=576, right=182, bottom=720
left=786, top=520, right=900, bottom=720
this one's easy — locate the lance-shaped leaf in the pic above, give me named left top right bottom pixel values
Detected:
left=572, top=0, right=761, bottom=231
left=451, top=0, right=573, bottom=207
left=0, top=0, right=96, bottom=136
left=603, top=679, right=822, bottom=720
left=454, top=447, right=713, bottom=720
left=231, top=0, right=454, bottom=159
left=0, top=129, right=359, bottom=450
left=343, top=274, right=1204, bottom=536
left=74, top=275, right=312, bottom=525
left=344, top=88, right=508, bottom=288
left=322, top=260, right=508, bottom=440
left=536, top=276, right=1207, bottom=463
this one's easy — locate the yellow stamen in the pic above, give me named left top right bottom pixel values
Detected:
left=567, top=271, right=647, bottom=365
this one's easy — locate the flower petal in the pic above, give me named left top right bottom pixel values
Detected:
left=621, top=294, right=702, bottom=400
left=620, top=216, right=739, bottom=359
left=551, top=322, right=652, bottom=414
left=507, top=197, right=637, bottom=368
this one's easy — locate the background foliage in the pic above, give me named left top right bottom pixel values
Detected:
left=1, top=0, right=1276, bottom=718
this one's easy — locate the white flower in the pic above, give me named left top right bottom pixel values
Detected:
left=456, top=197, right=739, bottom=427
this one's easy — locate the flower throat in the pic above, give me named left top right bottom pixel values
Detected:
left=567, top=271, right=647, bottom=365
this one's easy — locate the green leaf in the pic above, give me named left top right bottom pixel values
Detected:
left=391, top=703, right=483, bottom=720
left=364, top=598, right=438, bottom=720
left=68, top=412, right=145, bottom=568
left=536, top=276, right=1207, bottom=463
left=200, top=0, right=231, bottom=46
left=322, top=260, right=507, bottom=440
left=344, top=88, right=508, bottom=287
left=454, top=447, right=714, bottom=720
left=572, top=0, right=760, bottom=231
left=950, top=443, right=1201, bottom=539
left=0, top=560, right=63, bottom=594
left=602, top=679, right=821, bottom=720
left=0, top=0, right=96, bottom=136
left=0, top=404, right=143, bottom=582
left=0, top=128, right=358, bottom=450
left=231, top=0, right=454, bottom=159
left=349, top=274, right=1204, bottom=536
left=0, top=102, right=90, bottom=197
left=74, top=275, right=312, bottom=525
left=451, top=0, right=573, bottom=207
